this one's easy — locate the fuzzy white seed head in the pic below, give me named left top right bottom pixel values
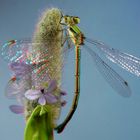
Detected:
left=24, top=8, right=64, bottom=123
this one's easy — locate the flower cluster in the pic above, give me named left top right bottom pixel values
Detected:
left=8, top=62, right=66, bottom=114
left=25, top=80, right=66, bottom=106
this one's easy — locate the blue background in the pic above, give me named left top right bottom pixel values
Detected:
left=0, top=0, right=140, bottom=140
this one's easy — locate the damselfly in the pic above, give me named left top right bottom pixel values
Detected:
left=55, top=15, right=140, bottom=133
left=1, top=10, right=140, bottom=134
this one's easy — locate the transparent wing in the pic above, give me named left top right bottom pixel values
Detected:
left=5, top=77, right=31, bottom=104
left=1, top=39, right=31, bottom=63
left=84, top=45, right=131, bottom=97
left=1, top=39, right=50, bottom=81
left=1, top=36, right=74, bottom=99
left=86, top=38, right=140, bottom=77
left=0, top=39, right=49, bottom=64
left=1, top=39, right=64, bottom=98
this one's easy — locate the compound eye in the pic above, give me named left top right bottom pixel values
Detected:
left=73, top=17, right=80, bottom=24
left=73, top=18, right=78, bottom=24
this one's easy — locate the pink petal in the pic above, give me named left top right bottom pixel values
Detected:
left=38, top=95, right=46, bottom=105
left=9, top=105, right=24, bottom=114
left=9, top=62, right=31, bottom=77
left=47, top=80, right=57, bottom=92
left=45, top=93, right=58, bottom=104
left=25, top=89, right=41, bottom=100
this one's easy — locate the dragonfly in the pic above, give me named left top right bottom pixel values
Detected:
left=1, top=14, right=140, bottom=134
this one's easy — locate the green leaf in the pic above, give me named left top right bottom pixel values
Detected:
left=24, top=105, right=54, bottom=140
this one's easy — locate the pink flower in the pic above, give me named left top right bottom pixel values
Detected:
left=25, top=80, right=66, bottom=105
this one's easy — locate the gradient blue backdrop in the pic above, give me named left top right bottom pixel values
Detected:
left=0, top=0, right=140, bottom=140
